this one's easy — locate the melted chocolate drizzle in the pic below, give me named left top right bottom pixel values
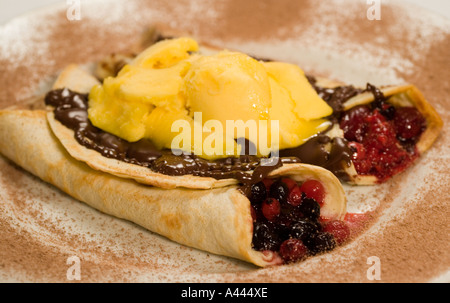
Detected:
left=45, top=88, right=290, bottom=184
left=279, top=135, right=353, bottom=181
left=306, top=75, right=364, bottom=119
left=45, top=82, right=364, bottom=184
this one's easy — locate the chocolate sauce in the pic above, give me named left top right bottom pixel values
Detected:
left=366, top=83, right=387, bottom=105
left=45, top=83, right=367, bottom=184
left=307, top=76, right=399, bottom=126
left=366, top=83, right=396, bottom=120
left=279, top=135, right=353, bottom=181
left=306, top=75, right=364, bottom=117
left=45, top=88, right=289, bottom=184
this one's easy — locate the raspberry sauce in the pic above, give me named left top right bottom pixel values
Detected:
left=249, top=177, right=348, bottom=264
left=340, top=105, right=425, bottom=182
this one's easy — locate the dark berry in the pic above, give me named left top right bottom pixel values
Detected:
left=289, top=219, right=321, bottom=240
left=393, top=107, right=426, bottom=141
left=340, top=104, right=420, bottom=182
left=300, top=180, right=326, bottom=206
left=252, top=222, right=281, bottom=251
left=269, top=180, right=289, bottom=203
left=276, top=204, right=303, bottom=238
left=261, top=198, right=281, bottom=222
left=250, top=181, right=267, bottom=205
left=304, top=232, right=336, bottom=255
left=287, top=186, right=303, bottom=206
left=251, top=203, right=266, bottom=222
left=298, top=197, right=321, bottom=221
left=279, top=239, right=308, bottom=263
left=380, top=104, right=396, bottom=120
left=279, top=201, right=303, bottom=221
left=273, top=218, right=292, bottom=241
left=281, top=178, right=297, bottom=191
left=322, top=220, right=351, bottom=245
left=340, top=105, right=371, bottom=142
left=262, top=178, right=274, bottom=191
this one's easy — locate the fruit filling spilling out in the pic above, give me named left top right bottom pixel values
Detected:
left=249, top=177, right=350, bottom=264
left=340, top=102, right=426, bottom=182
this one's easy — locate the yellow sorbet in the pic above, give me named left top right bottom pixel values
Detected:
left=88, top=37, right=333, bottom=160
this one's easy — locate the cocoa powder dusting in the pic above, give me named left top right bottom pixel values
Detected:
left=0, top=0, right=449, bottom=282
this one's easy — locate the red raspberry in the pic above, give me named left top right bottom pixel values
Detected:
left=279, top=239, right=308, bottom=263
left=393, top=107, right=426, bottom=140
left=300, top=180, right=325, bottom=206
left=348, top=142, right=366, bottom=160
left=281, top=178, right=297, bottom=191
left=341, top=105, right=422, bottom=182
left=340, top=105, right=371, bottom=142
left=287, top=186, right=303, bottom=206
left=261, top=198, right=281, bottom=222
left=262, top=178, right=274, bottom=191
left=322, top=220, right=350, bottom=245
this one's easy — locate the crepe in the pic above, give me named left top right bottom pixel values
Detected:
left=0, top=109, right=346, bottom=267
left=47, top=64, right=243, bottom=189
left=314, top=78, right=443, bottom=185
left=47, top=61, right=443, bottom=188
left=88, top=31, right=442, bottom=186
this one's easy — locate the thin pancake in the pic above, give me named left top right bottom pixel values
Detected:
left=0, top=110, right=347, bottom=267
left=47, top=63, right=443, bottom=187
left=47, top=64, right=238, bottom=189
left=337, top=84, right=443, bottom=185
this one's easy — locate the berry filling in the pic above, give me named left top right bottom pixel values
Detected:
left=340, top=104, right=426, bottom=182
left=249, top=177, right=350, bottom=264
left=322, top=220, right=351, bottom=245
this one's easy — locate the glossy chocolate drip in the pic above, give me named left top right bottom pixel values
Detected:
left=366, top=83, right=387, bottom=106
left=306, top=75, right=364, bottom=117
left=365, top=83, right=397, bottom=121
left=45, top=88, right=290, bottom=184
left=45, top=81, right=368, bottom=184
left=279, top=135, right=353, bottom=181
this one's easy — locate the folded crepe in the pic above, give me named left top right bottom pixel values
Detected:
left=1, top=33, right=441, bottom=267
left=47, top=59, right=443, bottom=188
left=0, top=109, right=346, bottom=267
left=0, top=60, right=340, bottom=266
left=87, top=30, right=442, bottom=186
left=305, top=77, right=443, bottom=185
left=47, top=64, right=242, bottom=190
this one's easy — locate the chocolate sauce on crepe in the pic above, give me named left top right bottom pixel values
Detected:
left=45, top=88, right=354, bottom=184
left=45, top=89, right=289, bottom=184
left=279, top=135, right=353, bottom=181
left=306, top=75, right=364, bottom=117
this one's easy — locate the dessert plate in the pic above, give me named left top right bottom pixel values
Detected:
left=0, top=0, right=448, bottom=282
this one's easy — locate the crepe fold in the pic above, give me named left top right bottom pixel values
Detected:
left=0, top=110, right=346, bottom=267
left=47, top=64, right=240, bottom=190
left=314, top=77, right=443, bottom=185
left=48, top=64, right=443, bottom=188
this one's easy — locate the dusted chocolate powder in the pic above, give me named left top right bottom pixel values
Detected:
left=0, top=0, right=449, bottom=282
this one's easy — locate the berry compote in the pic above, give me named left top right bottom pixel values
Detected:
left=249, top=177, right=350, bottom=264
left=340, top=104, right=426, bottom=182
